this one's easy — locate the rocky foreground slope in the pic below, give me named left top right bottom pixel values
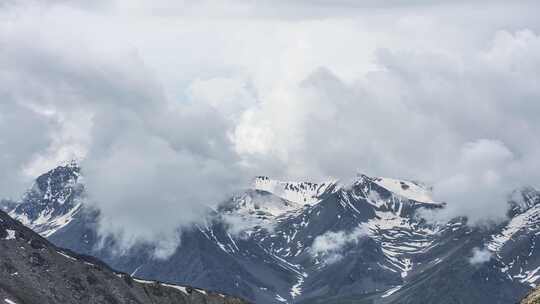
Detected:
left=0, top=209, right=249, bottom=304
left=523, top=285, right=540, bottom=304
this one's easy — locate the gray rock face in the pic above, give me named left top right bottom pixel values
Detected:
left=0, top=209, right=250, bottom=304
left=7, top=165, right=540, bottom=304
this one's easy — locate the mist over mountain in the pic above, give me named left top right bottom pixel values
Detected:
left=0, top=195, right=249, bottom=304
left=2, top=1, right=540, bottom=303
left=2, top=0, right=540, bottom=249
left=3, top=164, right=540, bottom=304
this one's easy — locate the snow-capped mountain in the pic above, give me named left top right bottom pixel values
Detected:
left=253, top=176, right=336, bottom=205
left=371, top=177, right=435, bottom=204
left=7, top=162, right=84, bottom=237
left=487, top=187, right=540, bottom=287
left=5, top=164, right=540, bottom=304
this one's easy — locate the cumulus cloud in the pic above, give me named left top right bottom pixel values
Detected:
left=220, top=192, right=290, bottom=238
left=310, top=225, right=369, bottom=264
left=235, top=29, right=540, bottom=223
left=0, top=3, right=250, bottom=255
left=1, top=0, right=540, bottom=252
left=221, top=212, right=275, bottom=239
left=469, top=247, right=493, bottom=265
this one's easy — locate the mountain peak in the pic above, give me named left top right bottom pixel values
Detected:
left=253, top=176, right=337, bottom=205
left=9, top=163, right=84, bottom=237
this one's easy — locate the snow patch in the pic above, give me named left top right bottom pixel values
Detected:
left=253, top=177, right=334, bottom=205
left=366, top=209, right=439, bottom=278
left=133, top=278, right=154, bottom=284
left=57, top=251, right=77, bottom=261
left=290, top=272, right=307, bottom=298
left=10, top=201, right=83, bottom=238
left=4, top=230, right=16, bottom=240
left=488, top=204, right=540, bottom=252
left=275, top=294, right=287, bottom=303
left=131, top=265, right=143, bottom=276
left=373, top=177, right=433, bottom=203
left=381, top=285, right=403, bottom=298
left=162, top=284, right=188, bottom=294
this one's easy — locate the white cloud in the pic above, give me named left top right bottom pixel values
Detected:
left=221, top=213, right=275, bottom=239
left=1, top=0, right=540, bottom=252
left=232, top=30, right=540, bottom=222
left=310, top=225, right=369, bottom=264
left=469, top=247, right=492, bottom=265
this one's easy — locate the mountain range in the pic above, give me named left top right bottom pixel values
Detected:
left=3, top=162, right=540, bottom=304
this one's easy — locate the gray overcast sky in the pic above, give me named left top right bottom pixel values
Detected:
left=1, top=0, right=540, bottom=251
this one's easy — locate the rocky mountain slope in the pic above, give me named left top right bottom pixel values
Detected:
left=522, top=285, right=540, bottom=304
left=4, top=163, right=540, bottom=304
left=0, top=208, right=249, bottom=304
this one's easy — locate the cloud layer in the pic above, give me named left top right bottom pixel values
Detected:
left=310, top=226, right=369, bottom=264
left=469, top=247, right=493, bottom=265
left=1, top=0, right=540, bottom=250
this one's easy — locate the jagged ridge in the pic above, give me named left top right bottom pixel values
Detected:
left=4, top=164, right=540, bottom=304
